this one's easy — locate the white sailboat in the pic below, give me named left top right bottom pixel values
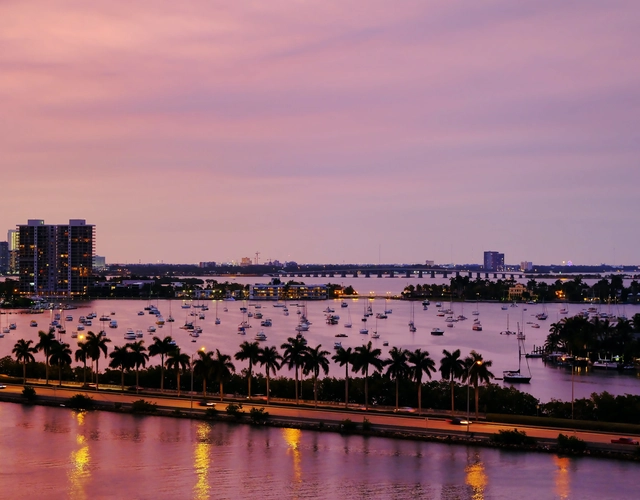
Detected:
left=408, top=302, right=416, bottom=332
left=344, top=308, right=352, bottom=328
left=359, top=316, right=368, bottom=334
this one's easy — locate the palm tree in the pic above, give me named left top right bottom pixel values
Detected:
left=211, top=349, right=235, bottom=402
left=193, top=350, right=215, bottom=398
left=257, top=345, right=282, bottom=404
left=440, top=348, right=466, bottom=414
left=49, top=341, right=72, bottom=386
left=35, top=330, right=56, bottom=385
left=407, top=348, right=436, bottom=415
left=12, top=339, right=37, bottom=384
left=166, top=346, right=190, bottom=396
left=75, top=341, right=91, bottom=385
left=302, top=344, right=330, bottom=408
left=384, top=347, right=409, bottom=411
left=332, top=346, right=355, bottom=408
left=280, top=336, right=308, bottom=405
left=352, top=341, right=384, bottom=410
left=127, top=340, right=149, bottom=393
left=149, top=336, right=175, bottom=392
left=464, top=350, right=495, bottom=419
left=234, top=341, right=260, bottom=398
left=84, top=331, right=111, bottom=390
left=109, top=344, right=132, bottom=391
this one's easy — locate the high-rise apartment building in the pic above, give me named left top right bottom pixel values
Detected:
left=8, top=229, right=19, bottom=274
left=18, top=219, right=95, bottom=296
left=0, top=241, right=8, bottom=273
left=483, top=251, right=504, bottom=271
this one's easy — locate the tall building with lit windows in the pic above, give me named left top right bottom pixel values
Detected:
left=483, top=251, right=504, bottom=272
left=18, top=219, right=95, bottom=296
left=8, top=229, right=19, bottom=274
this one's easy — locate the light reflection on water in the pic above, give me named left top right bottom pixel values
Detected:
left=554, top=456, right=571, bottom=500
left=193, top=422, right=211, bottom=499
left=0, top=404, right=637, bottom=499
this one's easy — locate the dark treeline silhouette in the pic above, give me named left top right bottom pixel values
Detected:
left=2, top=333, right=639, bottom=425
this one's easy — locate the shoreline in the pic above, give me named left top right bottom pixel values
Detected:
left=2, top=385, right=639, bottom=462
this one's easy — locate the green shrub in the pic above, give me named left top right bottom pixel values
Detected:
left=490, top=428, right=536, bottom=446
left=22, top=386, right=36, bottom=401
left=172, top=409, right=182, bottom=416
left=340, top=418, right=356, bottom=433
left=557, top=433, right=587, bottom=452
left=249, top=407, right=269, bottom=424
left=114, top=402, right=122, bottom=410
left=362, top=418, right=371, bottom=431
left=131, top=399, right=157, bottom=413
left=65, top=394, right=94, bottom=410
left=204, top=408, right=218, bottom=419
left=226, top=403, right=244, bottom=419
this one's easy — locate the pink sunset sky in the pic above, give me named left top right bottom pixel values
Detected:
left=2, top=1, right=639, bottom=266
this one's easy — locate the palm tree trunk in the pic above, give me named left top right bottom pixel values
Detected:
left=313, top=375, right=318, bottom=408
left=248, top=364, right=252, bottom=399
left=450, top=378, right=455, bottom=415
left=83, top=360, right=87, bottom=385
left=121, top=369, right=125, bottom=391
left=417, top=382, right=422, bottom=415
left=202, top=379, right=207, bottom=398
left=96, top=359, right=100, bottom=390
left=266, top=374, right=270, bottom=405
left=474, top=383, right=479, bottom=419
left=395, top=378, right=399, bottom=411
left=136, top=368, right=139, bottom=394
left=176, top=368, right=181, bottom=396
left=160, top=355, right=165, bottom=392
left=344, top=366, right=349, bottom=409
left=219, top=381, right=224, bottom=402
left=294, top=366, right=299, bottom=405
left=58, top=362, right=62, bottom=386
left=45, top=358, right=49, bottom=385
left=23, top=361, right=26, bottom=384
left=364, top=367, right=369, bottom=410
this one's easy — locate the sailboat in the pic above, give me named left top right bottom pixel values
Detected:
left=359, top=316, right=368, bottom=334
left=408, top=302, right=416, bottom=332
left=503, top=324, right=531, bottom=383
left=344, top=308, right=352, bottom=328
left=369, top=318, right=380, bottom=338
left=166, top=300, right=175, bottom=322
left=536, top=301, right=548, bottom=320
left=500, top=314, right=516, bottom=335
left=215, top=300, right=221, bottom=325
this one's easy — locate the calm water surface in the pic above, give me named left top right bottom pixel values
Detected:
left=0, top=403, right=637, bottom=500
left=1, top=276, right=639, bottom=403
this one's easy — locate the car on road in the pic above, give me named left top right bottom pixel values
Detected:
left=449, top=417, right=471, bottom=425
left=199, top=401, right=215, bottom=407
left=393, top=407, right=416, bottom=414
left=0, top=384, right=6, bottom=389
left=610, top=437, right=639, bottom=445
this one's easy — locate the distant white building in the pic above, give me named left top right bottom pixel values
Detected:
left=250, top=283, right=328, bottom=300
left=520, top=261, right=533, bottom=272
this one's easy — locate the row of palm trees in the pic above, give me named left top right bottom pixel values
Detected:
left=10, top=331, right=495, bottom=415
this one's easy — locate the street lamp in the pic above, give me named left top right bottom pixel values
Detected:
left=466, top=360, right=483, bottom=433
left=190, top=347, right=205, bottom=412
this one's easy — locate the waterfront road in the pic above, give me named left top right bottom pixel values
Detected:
left=2, top=382, right=637, bottom=451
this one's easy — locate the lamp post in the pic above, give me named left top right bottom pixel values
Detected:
left=466, top=360, right=482, bottom=433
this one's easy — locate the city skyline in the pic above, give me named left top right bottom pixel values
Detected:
left=2, top=2, right=639, bottom=266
